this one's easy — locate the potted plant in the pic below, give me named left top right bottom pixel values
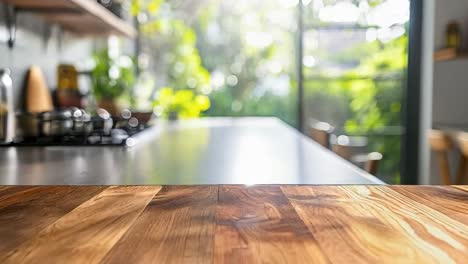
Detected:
left=91, top=49, right=135, bottom=116
left=152, top=87, right=210, bottom=120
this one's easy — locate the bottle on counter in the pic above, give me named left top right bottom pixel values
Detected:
left=446, top=21, right=462, bottom=50
left=56, top=64, right=84, bottom=108
left=0, top=68, right=15, bottom=144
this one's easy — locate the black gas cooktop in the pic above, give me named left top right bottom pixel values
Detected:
left=8, top=127, right=148, bottom=147
left=3, top=108, right=153, bottom=147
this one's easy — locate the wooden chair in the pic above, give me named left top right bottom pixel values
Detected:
left=428, top=129, right=453, bottom=185
left=332, top=136, right=353, bottom=159
left=352, top=152, right=384, bottom=176
left=332, top=135, right=383, bottom=175
left=309, top=121, right=333, bottom=148
left=456, top=132, right=468, bottom=184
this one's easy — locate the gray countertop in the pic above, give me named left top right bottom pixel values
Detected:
left=0, top=117, right=383, bottom=185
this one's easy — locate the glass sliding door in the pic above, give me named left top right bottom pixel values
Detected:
left=136, top=0, right=299, bottom=127
left=135, top=0, right=412, bottom=183
left=301, top=0, right=410, bottom=183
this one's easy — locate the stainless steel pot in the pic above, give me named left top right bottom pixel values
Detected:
left=91, top=108, right=113, bottom=135
left=39, top=110, right=73, bottom=137
left=70, top=108, right=93, bottom=135
left=16, top=112, right=40, bottom=138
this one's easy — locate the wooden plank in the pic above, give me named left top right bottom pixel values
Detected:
left=0, top=186, right=40, bottom=208
left=433, top=48, right=468, bottom=62
left=434, top=48, right=458, bottom=61
left=214, top=186, right=329, bottom=263
left=453, top=185, right=468, bottom=192
left=69, top=0, right=136, bottom=37
left=102, top=186, right=218, bottom=263
left=4, top=0, right=136, bottom=37
left=0, top=186, right=12, bottom=192
left=392, top=186, right=468, bottom=223
left=0, top=186, right=106, bottom=258
left=4, top=186, right=161, bottom=264
left=282, top=186, right=468, bottom=264
left=3, top=0, right=76, bottom=9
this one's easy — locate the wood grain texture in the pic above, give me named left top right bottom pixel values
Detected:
left=453, top=185, right=468, bottom=192
left=4, top=186, right=161, bottom=264
left=102, top=186, right=218, bottom=264
left=429, top=129, right=454, bottom=184
left=282, top=186, right=468, bottom=264
left=0, top=185, right=466, bottom=263
left=456, top=133, right=468, bottom=184
left=392, top=186, right=468, bottom=223
left=0, top=186, right=41, bottom=209
left=0, top=186, right=12, bottom=193
left=0, top=186, right=106, bottom=258
left=214, top=185, right=329, bottom=263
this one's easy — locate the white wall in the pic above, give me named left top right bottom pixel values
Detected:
left=434, top=0, right=468, bottom=50
left=433, top=0, right=468, bottom=126
left=433, top=61, right=468, bottom=125
left=429, top=0, right=468, bottom=184
left=0, top=11, right=96, bottom=109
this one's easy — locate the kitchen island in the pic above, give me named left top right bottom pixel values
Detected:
left=0, top=117, right=382, bottom=185
left=0, top=185, right=466, bottom=263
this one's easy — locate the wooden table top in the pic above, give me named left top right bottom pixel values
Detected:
left=1, top=185, right=467, bottom=263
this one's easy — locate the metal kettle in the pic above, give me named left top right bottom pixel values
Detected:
left=0, top=69, right=15, bottom=143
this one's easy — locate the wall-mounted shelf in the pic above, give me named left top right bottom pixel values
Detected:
left=3, top=0, right=137, bottom=45
left=434, top=48, right=468, bottom=62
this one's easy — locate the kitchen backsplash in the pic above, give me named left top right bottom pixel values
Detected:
left=0, top=11, right=97, bottom=110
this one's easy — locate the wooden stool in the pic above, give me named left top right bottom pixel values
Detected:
left=332, top=136, right=353, bottom=160
left=456, top=132, right=468, bottom=184
left=332, top=135, right=383, bottom=175
left=309, top=121, right=333, bottom=148
left=352, top=152, right=384, bottom=176
left=428, top=129, right=453, bottom=185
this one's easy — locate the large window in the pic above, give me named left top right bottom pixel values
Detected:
left=136, top=0, right=299, bottom=126
left=135, top=0, right=410, bottom=183
left=302, top=0, right=409, bottom=183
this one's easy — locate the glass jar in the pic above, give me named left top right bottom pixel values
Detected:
left=446, top=21, right=462, bottom=50
left=0, top=69, right=14, bottom=143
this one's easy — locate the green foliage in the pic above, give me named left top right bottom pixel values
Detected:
left=303, top=35, right=407, bottom=183
left=129, top=0, right=212, bottom=96
left=130, top=0, right=163, bottom=16
left=141, top=19, right=211, bottom=92
left=205, top=87, right=298, bottom=127
left=346, top=36, right=407, bottom=184
left=153, top=87, right=211, bottom=119
left=329, top=41, right=381, bottom=67
left=91, top=49, right=135, bottom=100
left=190, top=0, right=298, bottom=127
left=133, top=0, right=407, bottom=183
left=344, top=36, right=407, bottom=133
left=129, top=0, right=212, bottom=116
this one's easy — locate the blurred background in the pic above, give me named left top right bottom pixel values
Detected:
left=134, top=0, right=409, bottom=184
left=1, top=0, right=467, bottom=185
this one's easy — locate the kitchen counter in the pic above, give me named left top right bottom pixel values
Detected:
left=0, top=117, right=382, bottom=185
left=0, top=185, right=466, bottom=263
